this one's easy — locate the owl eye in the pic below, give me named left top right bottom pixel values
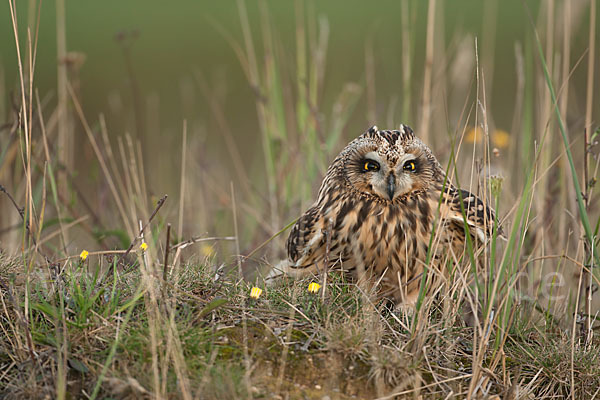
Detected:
left=403, top=160, right=416, bottom=172
left=363, top=160, right=380, bottom=172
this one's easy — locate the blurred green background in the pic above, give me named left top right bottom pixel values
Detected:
left=0, top=0, right=598, bottom=256
left=1, top=1, right=565, bottom=149
left=2, top=1, right=558, bottom=135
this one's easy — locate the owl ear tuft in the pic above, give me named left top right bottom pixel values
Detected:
left=399, top=124, right=414, bottom=139
left=363, top=125, right=378, bottom=137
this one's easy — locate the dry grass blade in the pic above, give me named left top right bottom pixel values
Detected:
left=115, top=194, right=167, bottom=263
left=68, top=83, right=135, bottom=237
left=0, top=184, right=52, bottom=264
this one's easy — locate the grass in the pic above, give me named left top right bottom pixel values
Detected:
left=2, top=257, right=599, bottom=398
left=1, top=0, right=600, bottom=398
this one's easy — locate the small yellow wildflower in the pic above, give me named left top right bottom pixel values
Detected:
left=250, top=287, right=263, bottom=299
left=492, top=129, right=510, bottom=149
left=200, top=243, right=215, bottom=258
left=140, top=242, right=148, bottom=251
left=465, top=127, right=483, bottom=144
left=307, top=282, right=321, bottom=293
left=79, top=250, right=89, bottom=260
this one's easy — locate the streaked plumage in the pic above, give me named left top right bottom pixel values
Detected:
left=275, top=125, right=498, bottom=305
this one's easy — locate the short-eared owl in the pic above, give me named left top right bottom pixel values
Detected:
left=275, top=125, right=498, bottom=305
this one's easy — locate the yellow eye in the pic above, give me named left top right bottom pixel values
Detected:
left=403, top=160, right=416, bottom=172
left=363, top=160, right=380, bottom=171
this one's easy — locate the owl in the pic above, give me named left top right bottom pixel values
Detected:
left=273, top=125, right=499, bottom=306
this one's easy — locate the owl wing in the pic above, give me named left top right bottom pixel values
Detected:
left=286, top=205, right=326, bottom=269
left=439, top=185, right=501, bottom=242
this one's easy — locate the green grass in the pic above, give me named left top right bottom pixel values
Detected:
left=1, top=256, right=599, bottom=399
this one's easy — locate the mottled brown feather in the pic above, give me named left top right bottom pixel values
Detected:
left=279, top=125, right=499, bottom=305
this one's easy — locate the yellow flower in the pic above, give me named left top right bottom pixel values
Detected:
left=79, top=250, right=89, bottom=260
left=465, top=127, right=484, bottom=144
left=140, top=242, right=148, bottom=251
left=307, top=282, right=321, bottom=293
left=200, top=244, right=215, bottom=258
left=492, top=129, right=510, bottom=149
left=250, top=287, right=263, bottom=299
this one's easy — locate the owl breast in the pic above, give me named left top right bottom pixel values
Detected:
left=320, top=190, right=436, bottom=303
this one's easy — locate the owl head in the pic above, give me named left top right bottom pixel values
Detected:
left=338, top=125, right=443, bottom=201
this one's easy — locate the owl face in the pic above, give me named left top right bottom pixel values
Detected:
left=341, top=125, right=441, bottom=201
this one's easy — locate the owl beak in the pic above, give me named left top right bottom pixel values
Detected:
left=386, top=174, right=396, bottom=201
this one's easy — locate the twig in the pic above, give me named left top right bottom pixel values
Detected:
left=231, top=183, right=242, bottom=278
left=0, top=183, right=52, bottom=264
left=582, top=126, right=593, bottom=345
left=178, top=121, right=187, bottom=241
left=123, top=195, right=166, bottom=260
left=170, top=235, right=235, bottom=251
left=163, top=223, right=172, bottom=299
left=170, top=236, right=236, bottom=274
left=0, top=184, right=24, bottom=219
left=230, top=181, right=251, bottom=400
left=582, top=0, right=597, bottom=348
left=105, top=194, right=167, bottom=276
